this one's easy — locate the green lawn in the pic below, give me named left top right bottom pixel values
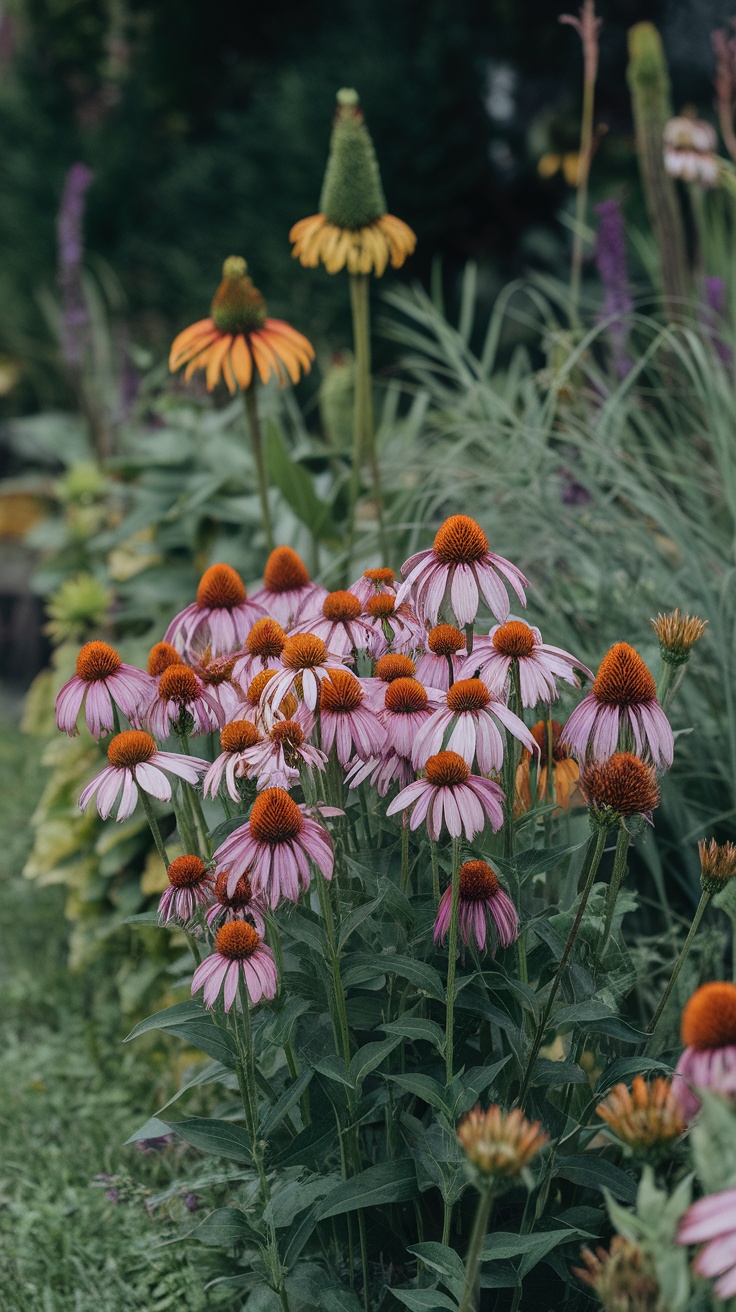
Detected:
left=0, top=706, right=231, bottom=1311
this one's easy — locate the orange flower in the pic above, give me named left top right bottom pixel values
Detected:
left=515, top=719, right=580, bottom=814
left=169, top=257, right=314, bottom=395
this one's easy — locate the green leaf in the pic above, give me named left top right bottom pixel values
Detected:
left=482, top=1231, right=573, bottom=1268
left=337, top=895, right=382, bottom=952
left=318, top=1291, right=364, bottom=1312
left=553, top=1155, right=637, bottom=1202
left=493, top=842, right=586, bottom=884
left=354, top=952, right=445, bottom=1002
left=260, top=1069, right=313, bottom=1137
left=388, top=1073, right=452, bottom=1117
left=276, top=1114, right=336, bottom=1168
left=124, top=1115, right=172, bottom=1145
left=528, top=1059, right=588, bottom=1088
left=382, top=1016, right=445, bottom=1053
left=595, top=1056, right=673, bottom=1094
left=348, top=1035, right=403, bottom=1088
left=408, top=1242, right=466, bottom=1289
left=163, top=1116, right=252, bottom=1163
left=392, top=1291, right=459, bottom=1312
left=553, top=999, right=618, bottom=1029
left=317, top=1160, right=418, bottom=1219
left=194, top=1207, right=250, bottom=1247
left=264, top=1173, right=340, bottom=1228
left=121, top=911, right=160, bottom=926
left=691, top=1090, right=736, bottom=1194
left=124, top=1001, right=238, bottom=1068
left=156, top=1061, right=233, bottom=1115
left=264, top=420, right=333, bottom=541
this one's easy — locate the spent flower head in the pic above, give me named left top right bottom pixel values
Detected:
left=651, top=609, right=707, bottom=665
left=456, top=1105, right=547, bottom=1183
left=596, top=1076, right=687, bottom=1160
left=573, top=1237, right=661, bottom=1311
left=699, top=837, right=736, bottom=895
left=581, top=752, right=660, bottom=828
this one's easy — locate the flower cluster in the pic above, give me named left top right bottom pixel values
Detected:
left=54, top=516, right=681, bottom=1025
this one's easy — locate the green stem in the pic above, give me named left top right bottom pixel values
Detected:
left=176, top=729, right=211, bottom=856
left=244, top=384, right=274, bottom=553
left=400, top=823, right=410, bottom=895
left=459, top=1186, right=495, bottom=1312
left=317, top=874, right=351, bottom=1066
left=517, top=824, right=607, bottom=1104
left=502, top=664, right=522, bottom=859
left=646, top=890, right=711, bottom=1042
left=601, top=825, right=631, bottom=953
left=569, top=69, right=596, bottom=325
left=445, top=837, right=463, bottom=1086
left=111, top=701, right=122, bottom=735
left=139, top=790, right=170, bottom=869
left=347, top=272, right=386, bottom=568
left=431, top=843, right=440, bottom=904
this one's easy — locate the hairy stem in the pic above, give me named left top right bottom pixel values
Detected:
left=244, top=385, right=274, bottom=553
left=646, top=890, right=711, bottom=1042
left=517, top=824, right=607, bottom=1104
left=139, top=790, right=170, bottom=869
left=445, top=837, right=463, bottom=1086
left=459, top=1186, right=495, bottom=1312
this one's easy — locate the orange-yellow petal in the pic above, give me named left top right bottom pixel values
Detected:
left=221, top=343, right=237, bottom=395
left=206, top=334, right=233, bottom=391
left=169, top=318, right=218, bottom=367
left=249, top=333, right=278, bottom=386
left=230, top=334, right=254, bottom=390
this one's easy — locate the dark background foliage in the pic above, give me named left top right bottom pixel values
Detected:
left=1, top=0, right=733, bottom=384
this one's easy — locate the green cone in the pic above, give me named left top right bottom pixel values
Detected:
left=319, top=89, right=387, bottom=229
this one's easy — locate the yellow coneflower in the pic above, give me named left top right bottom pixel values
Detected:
left=169, top=256, right=314, bottom=394
left=290, top=89, right=416, bottom=278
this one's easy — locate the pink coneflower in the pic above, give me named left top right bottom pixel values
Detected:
left=678, top=1188, right=736, bottom=1299
left=158, top=854, right=216, bottom=925
left=345, top=749, right=414, bottom=797
left=411, top=677, right=537, bottom=774
left=379, top=677, right=443, bottom=757
left=56, top=641, right=153, bottom=738
left=250, top=546, right=327, bottom=629
left=205, top=868, right=267, bottom=933
left=234, top=669, right=298, bottom=730
left=260, top=633, right=347, bottom=718
left=462, top=620, right=591, bottom=706
left=147, top=642, right=183, bottom=677
left=386, top=750, right=504, bottom=841
left=163, top=563, right=265, bottom=657
left=414, top=625, right=467, bottom=692
left=673, top=981, right=736, bottom=1120
left=348, top=566, right=397, bottom=608
left=202, top=720, right=263, bottom=801
left=232, top=617, right=288, bottom=688
left=434, top=859, right=518, bottom=952
left=192, top=921, right=277, bottom=1011
left=187, top=648, right=245, bottom=721
left=242, top=714, right=326, bottom=790
left=292, top=590, right=375, bottom=657
left=360, top=653, right=417, bottom=709
left=361, top=592, right=423, bottom=659
left=146, top=663, right=225, bottom=739
left=79, top=730, right=208, bottom=821
left=214, top=788, right=334, bottom=907
left=319, top=669, right=387, bottom=765
left=561, top=642, right=674, bottom=766
left=395, top=514, right=528, bottom=627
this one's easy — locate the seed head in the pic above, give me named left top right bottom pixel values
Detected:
left=581, top=752, right=660, bottom=824
left=457, top=1104, right=547, bottom=1179
left=650, top=609, right=707, bottom=665
left=699, top=837, right=736, bottom=895
left=596, top=1076, right=686, bottom=1159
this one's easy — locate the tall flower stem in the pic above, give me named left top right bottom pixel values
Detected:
left=431, top=843, right=441, bottom=903
left=600, top=825, right=630, bottom=954
left=646, top=890, right=711, bottom=1042
left=139, top=791, right=170, bottom=869
left=444, top=837, right=463, bottom=1086
left=400, top=822, right=410, bottom=894
left=517, top=824, right=607, bottom=1104
left=234, top=985, right=290, bottom=1312
left=347, top=272, right=387, bottom=566
left=561, top=1, right=602, bottom=325
left=244, top=385, right=274, bottom=553
left=316, top=874, right=351, bottom=1067
left=176, top=728, right=211, bottom=856
left=458, top=1185, right=495, bottom=1312
left=502, top=665, right=522, bottom=859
